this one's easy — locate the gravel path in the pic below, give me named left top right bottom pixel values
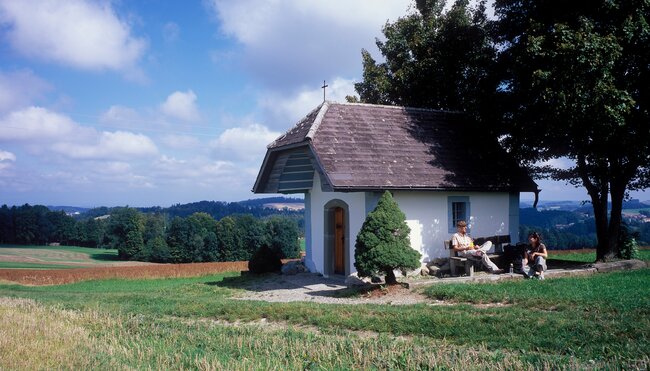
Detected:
left=232, top=273, right=429, bottom=305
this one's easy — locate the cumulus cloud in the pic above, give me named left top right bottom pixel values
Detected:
left=0, top=106, right=83, bottom=142
left=0, top=149, right=15, bottom=171
left=100, top=105, right=143, bottom=125
left=0, top=106, right=158, bottom=160
left=210, top=124, right=280, bottom=162
left=0, top=69, right=52, bottom=113
left=52, top=131, right=158, bottom=160
left=206, top=0, right=410, bottom=88
left=0, top=149, right=15, bottom=162
left=160, top=90, right=200, bottom=122
left=259, top=77, right=356, bottom=128
left=0, top=0, right=147, bottom=75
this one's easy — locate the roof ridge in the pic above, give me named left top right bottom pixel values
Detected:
left=268, top=103, right=324, bottom=148
left=306, top=101, right=330, bottom=140
left=330, top=101, right=465, bottom=115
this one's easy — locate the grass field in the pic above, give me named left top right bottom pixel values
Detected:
left=0, top=247, right=648, bottom=369
left=0, top=245, right=118, bottom=269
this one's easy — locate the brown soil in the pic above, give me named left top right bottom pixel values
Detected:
left=0, top=261, right=249, bottom=286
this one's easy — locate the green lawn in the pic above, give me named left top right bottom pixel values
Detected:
left=548, top=248, right=650, bottom=263
left=0, top=262, right=82, bottom=270
left=1, top=265, right=648, bottom=369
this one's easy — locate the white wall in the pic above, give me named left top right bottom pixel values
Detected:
left=394, top=192, right=511, bottom=262
left=308, top=173, right=365, bottom=276
left=306, top=177, right=514, bottom=274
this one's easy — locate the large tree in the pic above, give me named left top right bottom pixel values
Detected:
left=494, top=0, right=650, bottom=260
left=353, top=0, right=497, bottom=120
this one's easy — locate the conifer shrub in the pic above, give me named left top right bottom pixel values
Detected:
left=354, top=191, right=421, bottom=284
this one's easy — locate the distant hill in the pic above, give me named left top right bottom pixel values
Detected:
left=521, top=199, right=650, bottom=213
left=574, top=199, right=650, bottom=214
left=46, top=206, right=91, bottom=215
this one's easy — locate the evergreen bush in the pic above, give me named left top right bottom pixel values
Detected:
left=354, top=191, right=421, bottom=284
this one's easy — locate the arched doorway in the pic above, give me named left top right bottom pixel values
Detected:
left=333, top=207, right=345, bottom=274
left=323, top=200, right=349, bottom=276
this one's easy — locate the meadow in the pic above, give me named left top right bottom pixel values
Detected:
left=0, top=246, right=648, bottom=369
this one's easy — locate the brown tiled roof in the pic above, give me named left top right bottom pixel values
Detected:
left=256, top=102, right=538, bottom=193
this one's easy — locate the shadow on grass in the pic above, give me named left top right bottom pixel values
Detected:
left=89, top=252, right=119, bottom=261
left=205, top=272, right=365, bottom=298
left=546, top=259, right=592, bottom=270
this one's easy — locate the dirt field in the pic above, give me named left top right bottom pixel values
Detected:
left=0, top=261, right=249, bottom=286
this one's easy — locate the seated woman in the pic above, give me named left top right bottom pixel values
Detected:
left=523, top=232, right=548, bottom=279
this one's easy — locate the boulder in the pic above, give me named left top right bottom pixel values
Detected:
left=403, top=267, right=422, bottom=277
left=427, top=258, right=449, bottom=268
left=420, top=264, right=430, bottom=276
left=345, top=273, right=369, bottom=286
left=281, top=261, right=306, bottom=275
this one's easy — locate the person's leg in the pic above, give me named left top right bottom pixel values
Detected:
left=482, top=254, right=499, bottom=272
left=525, top=263, right=535, bottom=278
left=534, top=256, right=547, bottom=279
left=478, top=241, right=493, bottom=253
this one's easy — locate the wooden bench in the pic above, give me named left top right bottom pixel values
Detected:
left=444, top=235, right=511, bottom=277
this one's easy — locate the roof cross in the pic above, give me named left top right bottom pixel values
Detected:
left=321, top=80, right=328, bottom=102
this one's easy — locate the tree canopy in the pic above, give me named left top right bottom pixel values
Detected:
left=493, top=0, right=650, bottom=260
left=353, top=0, right=650, bottom=261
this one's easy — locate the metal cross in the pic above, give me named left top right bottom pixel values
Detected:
left=321, top=80, right=328, bottom=102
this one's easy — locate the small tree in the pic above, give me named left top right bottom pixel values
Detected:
left=354, top=191, right=421, bottom=285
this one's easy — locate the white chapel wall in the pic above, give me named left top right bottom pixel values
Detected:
left=309, top=172, right=366, bottom=276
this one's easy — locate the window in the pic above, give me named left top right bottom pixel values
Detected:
left=448, top=196, right=470, bottom=233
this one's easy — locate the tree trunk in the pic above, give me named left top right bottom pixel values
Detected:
left=592, top=194, right=611, bottom=262
left=385, top=269, right=397, bottom=285
left=605, top=180, right=626, bottom=260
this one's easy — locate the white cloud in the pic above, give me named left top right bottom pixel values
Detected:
left=51, top=131, right=158, bottom=160
left=259, top=77, right=356, bottom=127
left=160, top=134, right=201, bottom=150
left=0, top=106, right=158, bottom=160
left=206, top=0, right=410, bottom=88
left=210, top=124, right=280, bottom=162
left=0, top=0, right=147, bottom=75
left=0, top=106, right=82, bottom=142
left=160, top=90, right=200, bottom=122
left=100, top=105, right=143, bottom=125
left=0, top=149, right=15, bottom=162
left=0, top=149, right=15, bottom=171
left=0, top=69, right=52, bottom=113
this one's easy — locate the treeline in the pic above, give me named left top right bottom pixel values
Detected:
left=0, top=204, right=301, bottom=263
left=520, top=208, right=650, bottom=249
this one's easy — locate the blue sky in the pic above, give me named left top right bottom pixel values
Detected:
left=0, top=0, right=647, bottom=207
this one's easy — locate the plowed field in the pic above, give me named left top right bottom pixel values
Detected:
left=0, top=261, right=248, bottom=286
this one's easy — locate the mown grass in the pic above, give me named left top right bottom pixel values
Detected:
left=2, top=297, right=602, bottom=370
left=549, top=248, right=650, bottom=263
left=1, top=266, right=648, bottom=368
left=0, top=245, right=119, bottom=263
left=0, top=262, right=81, bottom=269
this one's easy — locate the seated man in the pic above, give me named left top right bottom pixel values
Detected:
left=452, top=220, right=502, bottom=274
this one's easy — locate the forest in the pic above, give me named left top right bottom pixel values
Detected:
left=0, top=202, right=302, bottom=263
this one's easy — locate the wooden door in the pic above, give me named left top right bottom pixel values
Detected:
left=334, top=207, right=345, bottom=274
